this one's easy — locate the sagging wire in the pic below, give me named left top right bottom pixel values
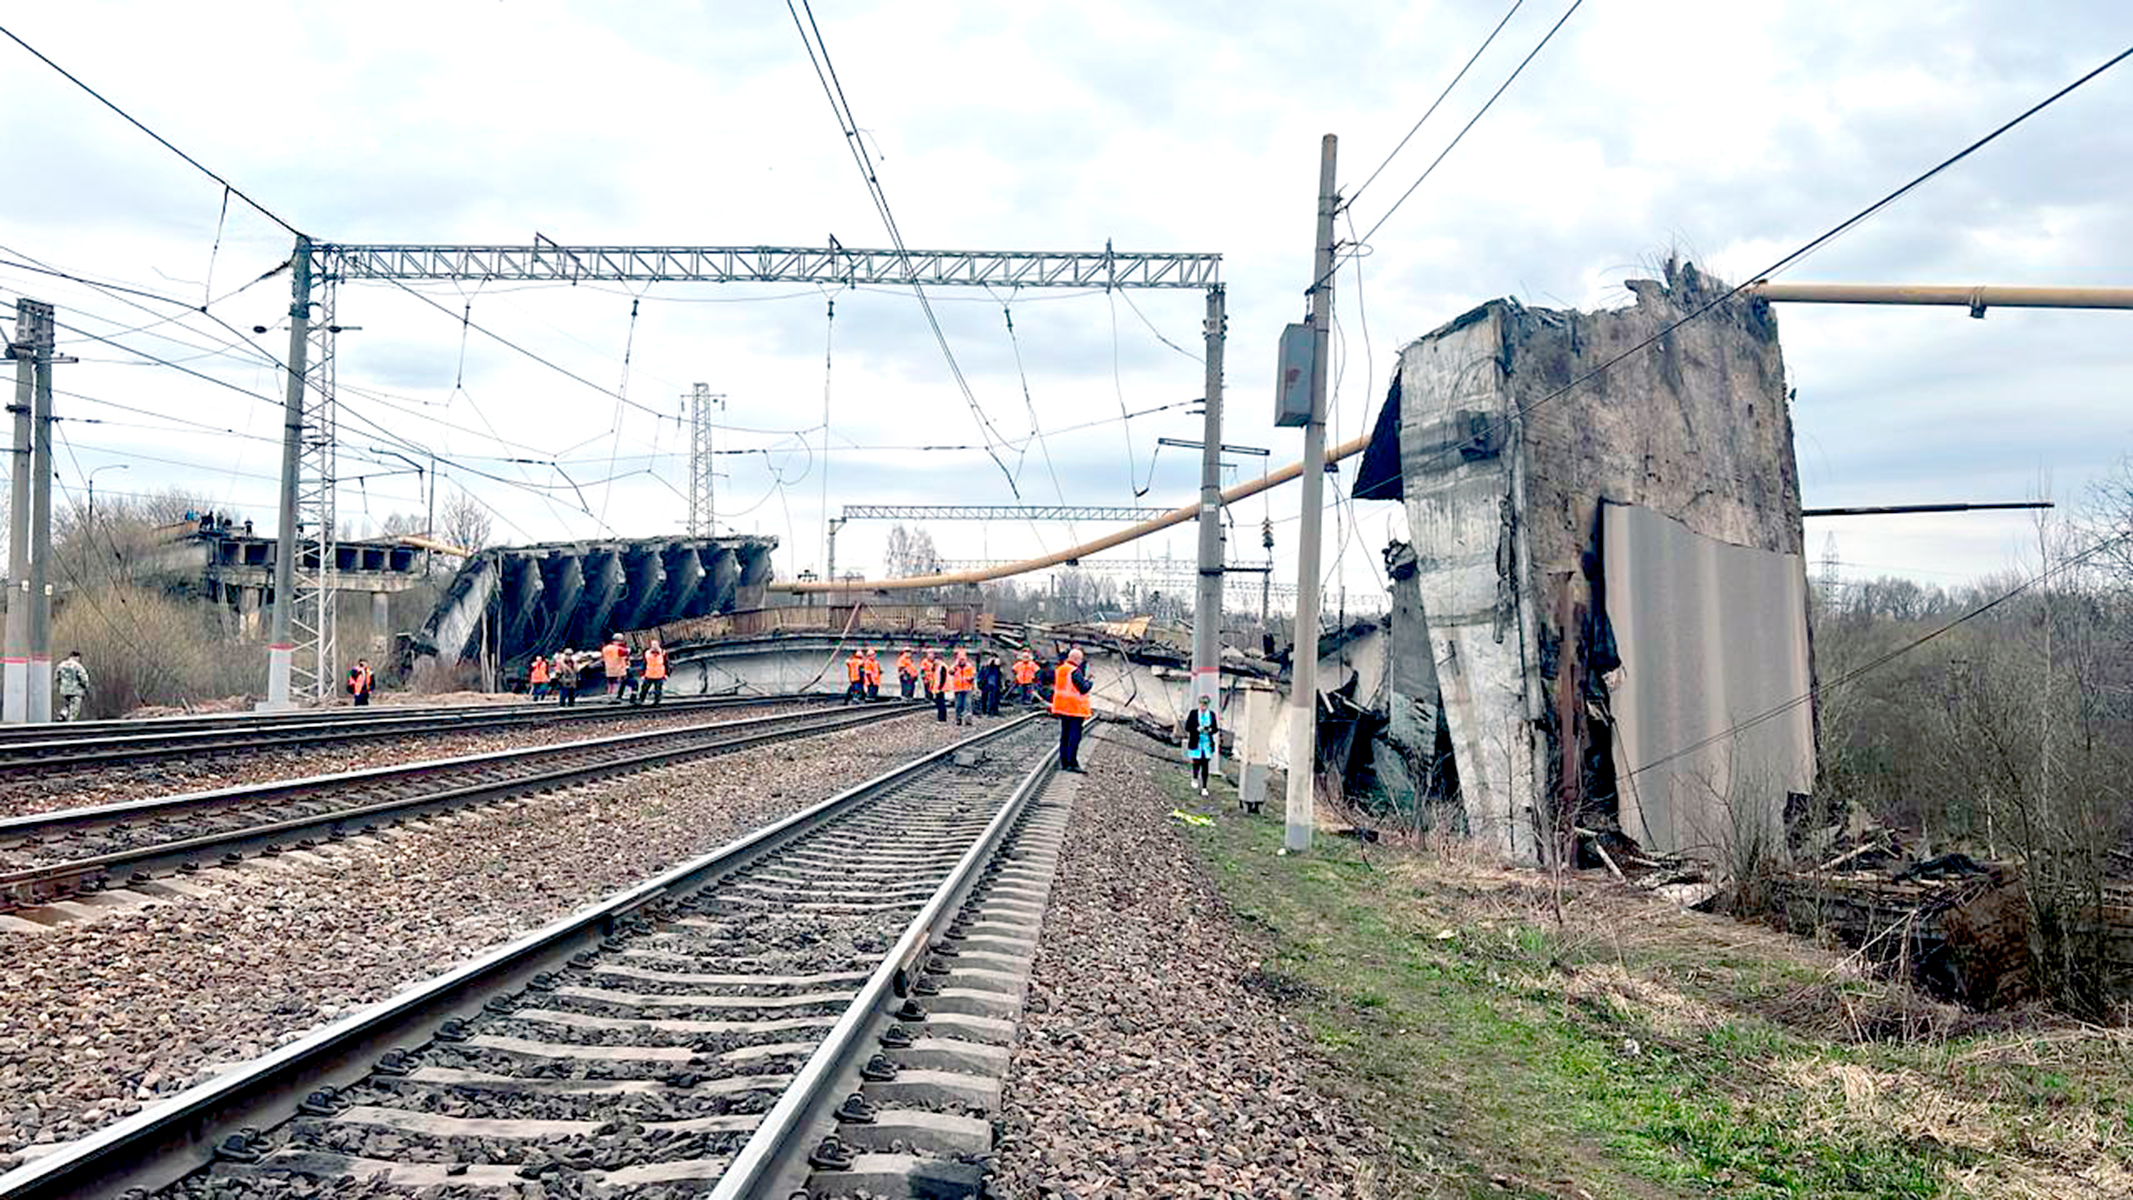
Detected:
left=819, top=287, right=839, bottom=576
left=1108, top=291, right=1145, bottom=497
left=202, top=185, right=231, bottom=308
left=597, top=292, right=644, bottom=526
left=994, top=286, right=1070, bottom=550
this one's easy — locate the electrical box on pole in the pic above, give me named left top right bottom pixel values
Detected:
left=1274, top=323, right=1315, bottom=427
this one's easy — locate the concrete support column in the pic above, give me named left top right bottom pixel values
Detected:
left=371, top=591, right=389, bottom=648
left=239, top=587, right=263, bottom=639
left=1238, top=686, right=1275, bottom=810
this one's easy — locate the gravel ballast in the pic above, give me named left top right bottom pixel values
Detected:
left=0, top=698, right=839, bottom=819
left=0, top=709, right=990, bottom=1163
left=989, top=726, right=1405, bottom=1198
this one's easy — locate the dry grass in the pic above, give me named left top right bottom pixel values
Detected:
left=1359, top=843, right=2133, bottom=1197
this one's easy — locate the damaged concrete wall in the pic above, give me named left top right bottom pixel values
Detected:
left=1395, top=263, right=1808, bottom=862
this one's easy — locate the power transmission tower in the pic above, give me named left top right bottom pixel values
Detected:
left=687, top=383, right=723, bottom=536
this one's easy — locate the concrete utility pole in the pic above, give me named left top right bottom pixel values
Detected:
left=264, top=236, right=312, bottom=711
left=1191, top=285, right=1227, bottom=717
left=3, top=300, right=45, bottom=724
left=27, top=310, right=55, bottom=723
left=1284, top=134, right=1338, bottom=853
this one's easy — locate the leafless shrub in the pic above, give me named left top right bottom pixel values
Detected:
left=52, top=585, right=263, bottom=716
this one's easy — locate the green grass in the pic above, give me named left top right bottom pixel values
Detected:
left=1164, top=774, right=1972, bottom=1198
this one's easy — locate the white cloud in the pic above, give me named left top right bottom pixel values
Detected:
left=1, top=0, right=2128, bottom=600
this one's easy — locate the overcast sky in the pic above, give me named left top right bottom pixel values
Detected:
left=3, top=0, right=2129, bottom=605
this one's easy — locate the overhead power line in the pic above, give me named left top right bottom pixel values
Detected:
left=0, top=23, right=302, bottom=237
left=785, top=0, right=1021, bottom=495
left=1346, top=0, right=1527, bottom=211
left=1402, top=41, right=2133, bottom=483
left=1344, top=0, right=1584, bottom=271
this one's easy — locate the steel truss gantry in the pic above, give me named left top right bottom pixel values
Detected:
left=328, top=243, right=1221, bottom=290
left=267, top=240, right=1222, bottom=703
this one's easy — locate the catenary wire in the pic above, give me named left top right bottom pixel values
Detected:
left=1345, top=0, right=1527, bottom=211
left=1397, top=41, right=2133, bottom=485
left=0, top=24, right=303, bottom=237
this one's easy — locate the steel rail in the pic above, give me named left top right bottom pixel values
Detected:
left=0, top=703, right=920, bottom=910
left=0, top=714, right=1044, bottom=1200
left=711, top=721, right=1056, bottom=1197
left=0, top=693, right=837, bottom=771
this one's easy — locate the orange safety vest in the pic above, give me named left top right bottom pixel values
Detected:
left=862, top=655, right=881, bottom=684
left=1050, top=662, right=1091, bottom=718
left=923, top=659, right=944, bottom=692
left=644, top=648, right=666, bottom=680
left=949, top=658, right=975, bottom=693
left=896, top=652, right=915, bottom=679
left=529, top=657, right=549, bottom=685
left=847, top=653, right=865, bottom=683
left=348, top=665, right=374, bottom=697
left=1012, top=658, right=1037, bottom=686
left=602, top=642, right=628, bottom=678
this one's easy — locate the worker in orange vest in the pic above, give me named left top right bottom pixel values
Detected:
left=528, top=654, right=550, bottom=700
left=862, top=647, right=882, bottom=701
left=844, top=647, right=867, bottom=705
left=895, top=648, right=917, bottom=699
left=1049, top=647, right=1092, bottom=771
left=948, top=648, right=977, bottom=726
left=347, top=659, right=376, bottom=707
left=602, top=635, right=630, bottom=702
left=641, top=640, right=668, bottom=706
left=1011, top=651, right=1038, bottom=706
left=923, top=649, right=947, bottom=722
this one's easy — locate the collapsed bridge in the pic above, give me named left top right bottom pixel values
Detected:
left=412, top=535, right=775, bottom=682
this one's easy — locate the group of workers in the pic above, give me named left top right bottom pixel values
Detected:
left=842, top=645, right=1040, bottom=725
left=841, top=643, right=1093, bottom=771
left=524, top=634, right=668, bottom=706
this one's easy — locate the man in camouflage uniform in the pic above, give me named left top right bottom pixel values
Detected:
left=54, top=651, right=90, bottom=722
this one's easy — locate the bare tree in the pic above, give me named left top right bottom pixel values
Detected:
left=377, top=511, right=428, bottom=538
left=883, top=524, right=939, bottom=579
left=439, top=488, right=494, bottom=553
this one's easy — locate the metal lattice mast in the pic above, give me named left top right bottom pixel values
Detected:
left=687, top=383, right=721, bottom=536
left=292, top=270, right=338, bottom=699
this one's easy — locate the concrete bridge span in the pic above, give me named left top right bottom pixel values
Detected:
left=411, top=536, right=775, bottom=680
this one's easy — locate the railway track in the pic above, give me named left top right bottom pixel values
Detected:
left=0, top=703, right=921, bottom=911
left=0, top=692, right=840, bottom=776
left=0, top=714, right=1070, bottom=1199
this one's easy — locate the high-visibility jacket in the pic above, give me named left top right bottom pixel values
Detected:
left=1012, top=658, right=1037, bottom=686
left=529, top=657, right=549, bottom=685
left=896, top=652, right=915, bottom=680
left=922, top=658, right=944, bottom=693
left=644, top=648, right=666, bottom=680
left=348, top=665, right=374, bottom=697
left=862, top=655, right=881, bottom=685
left=846, top=653, right=865, bottom=683
left=602, top=642, right=628, bottom=679
left=1050, top=662, right=1092, bottom=718
left=949, top=658, right=975, bottom=693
